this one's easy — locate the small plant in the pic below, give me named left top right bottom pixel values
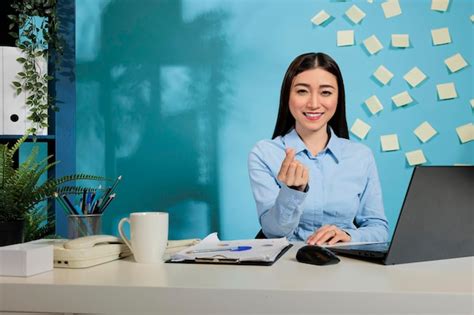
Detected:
left=0, top=135, right=104, bottom=223
left=8, top=0, right=63, bottom=134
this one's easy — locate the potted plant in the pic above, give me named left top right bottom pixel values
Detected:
left=0, top=135, right=104, bottom=246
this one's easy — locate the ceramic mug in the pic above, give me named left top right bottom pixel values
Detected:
left=118, top=212, right=168, bottom=263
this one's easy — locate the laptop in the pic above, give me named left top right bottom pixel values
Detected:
left=329, top=166, right=473, bottom=265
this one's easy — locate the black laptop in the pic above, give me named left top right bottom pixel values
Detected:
left=329, top=166, right=473, bottom=265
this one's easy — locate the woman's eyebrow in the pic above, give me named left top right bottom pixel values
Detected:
left=319, top=84, right=336, bottom=89
left=293, top=83, right=311, bottom=88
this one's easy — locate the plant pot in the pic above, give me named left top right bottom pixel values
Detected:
left=0, top=220, right=25, bottom=247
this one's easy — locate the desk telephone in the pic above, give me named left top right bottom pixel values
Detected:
left=54, top=235, right=132, bottom=268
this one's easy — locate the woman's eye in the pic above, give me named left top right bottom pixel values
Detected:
left=321, top=90, right=332, bottom=96
left=296, top=89, right=308, bottom=95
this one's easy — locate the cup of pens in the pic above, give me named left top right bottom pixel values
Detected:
left=55, top=176, right=122, bottom=239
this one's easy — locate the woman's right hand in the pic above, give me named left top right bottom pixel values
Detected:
left=277, top=148, right=309, bottom=192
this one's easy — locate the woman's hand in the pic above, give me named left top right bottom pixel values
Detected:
left=306, top=225, right=351, bottom=245
left=277, top=148, right=309, bottom=192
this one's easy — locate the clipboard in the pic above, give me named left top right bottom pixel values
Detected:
left=166, top=244, right=292, bottom=266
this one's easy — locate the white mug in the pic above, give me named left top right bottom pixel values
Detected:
left=118, top=212, right=168, bottom=264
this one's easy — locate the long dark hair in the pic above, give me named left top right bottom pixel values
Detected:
left=272, top=52, right=349, bottom=139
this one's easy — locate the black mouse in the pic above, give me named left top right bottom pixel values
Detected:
left=296, top=245, right=340, bottom=266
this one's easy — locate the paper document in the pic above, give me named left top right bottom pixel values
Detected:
left=170, top=233, right=290, bottom=263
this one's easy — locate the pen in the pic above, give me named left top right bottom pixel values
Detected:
left=97, top=193, right=116, bottom=214
left=186, top=246, right=252, bottom=254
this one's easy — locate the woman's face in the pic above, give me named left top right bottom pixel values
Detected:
left=289, top=68, right=338, bottom=136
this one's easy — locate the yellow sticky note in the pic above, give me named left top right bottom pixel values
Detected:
left=414, top=121, right=437, bottom=143
left=365, top=95, right=384, bottom=115
left=311, top=10, right=331, bottom=25
left=456, top=123, right=474, bottom=144
left=337, top=30, right=355, bottom=46
left=431, top=0, right=450, bottom=12
left=392, top=91, right=413, bottom=107
left=391, top=34, right=409, bottom=48
left=431, top=27, right=451, bottom=45
left=403, top=67, right=427, bottom=88
left=373, top=65, right=394, bottom=85
left=346, top=5, right=366, bottom=24
left=470, top=99, right=474, bottom=108
left=444, top=53, right=468, bottom=73
left=405, top=150, right=427, bottom=166
left=382, top=0, right=402, bottom=19
left=351, top=119, right=371, bottom=139
left=471, top=15, right=474, bottom=22
left=380, top=134, right=400, bottom=151
left=436, top=82, right=457, bottom=100
left=363, top=35, right=383, bottom=55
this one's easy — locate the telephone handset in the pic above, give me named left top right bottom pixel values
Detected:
left=54, top=235, right=132, bottom=269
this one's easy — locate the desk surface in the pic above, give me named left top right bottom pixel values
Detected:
left=0, top=243, right=473, bottom=314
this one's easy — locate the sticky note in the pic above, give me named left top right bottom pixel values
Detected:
left=391, top=34, right=409, bottom=48
left=337, top=30, right=355, bottom=46
left=414, top=121, right=437, bottom=143
left=351, top=119, right=371, bottom=139
left=382, top=0, right=402, bottom=19
left=431, top=0, right=450, bottom=12
left=346, top=5, right=366, bottom=24
left=436, top=82, right=457, bottom=100
left=363, top=35, right=383, bottom=55
left=456, top=123, right=474, bottom=143
left=392, top=91, right=413, bottom=107
left=373, top=65, right=394, bottom=85
left=311, top=10, right=331, bottom=25
left=471, top=15, right=474, bottom=22
left=365, top=95, right=384, bottom=115
left=403, top=67, right=427, bottom=88
left=368, top=0, right=374, bottom=3
left=431, top=27, right=451, bottom=45
left=380, top=134, right=400, bottom=151
left=470, top=99, right=474, bottom=108
left=406, top=150, right=427, bottom=166
left=444, top=53, right=468, bottom=73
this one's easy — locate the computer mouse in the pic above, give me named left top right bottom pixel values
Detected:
left=296, top=245, right=340, bottom=266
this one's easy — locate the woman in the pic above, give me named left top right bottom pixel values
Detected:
left=248, top=52, right=389, bottom=245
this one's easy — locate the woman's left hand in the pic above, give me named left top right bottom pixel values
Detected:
left=306, top=225, right=351, bottom=246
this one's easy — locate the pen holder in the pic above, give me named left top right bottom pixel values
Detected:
left=68, top=214, right=102, bottom=239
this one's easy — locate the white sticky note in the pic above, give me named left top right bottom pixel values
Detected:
left=406, top=150, right=427, bottom=166
left=436, top=82, right=457, bottom=100
left=346, top=5, right=366, bottom=24
left=380, top=134, right=400, bottom=151
left=337, top=30, right=355, bottom=46
left=414, top=121, right=437, bottom=143
left=392, top=91, right=413, bottom=107
left=471, top=15, right=474, bottom=22
left=470, top=99, right=474, bottom=109
left=431, top=27, right=451, bottom=45
left=351, top=119, right=371, bottom=139
left=365, top=95, right=384, bottom=115
left=444, top=53, right=468, bottom=73
left=311, top=10, right=331, bottom=25
left=373, top=65, right=394, bottom=85
left=403, top=67, right=427, bottom=88
left=382, top=0, right=402, bottom=19
left=391, top=34, right=410, bottom=48
left=456, top=123, right=474, bottom=143
left=431, top=0, right=450, bottom=12
left=363, top=35, right=383, bottom=55
left=368, top=0, right=374, bottom=3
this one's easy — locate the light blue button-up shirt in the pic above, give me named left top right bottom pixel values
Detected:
left=248, top=128, right=389, bottom=243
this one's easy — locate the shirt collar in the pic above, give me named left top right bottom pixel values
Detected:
left=282, top=127, right=343, bottom=163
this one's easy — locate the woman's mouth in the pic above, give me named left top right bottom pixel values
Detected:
left=303, top=112, right=323, bottom=121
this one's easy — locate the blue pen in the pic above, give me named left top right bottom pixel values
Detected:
left=186, top=246, right=252, bottom=254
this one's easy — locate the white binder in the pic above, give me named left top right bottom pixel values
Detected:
left=1, top=46, right=48, bottom=135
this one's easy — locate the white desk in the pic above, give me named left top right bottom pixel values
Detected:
left=0, top=243, right=473, bottom=315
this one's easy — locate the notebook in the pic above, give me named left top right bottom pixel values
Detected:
left=167, top=233, right=292, bottom=266
left=329, top=166, right=473, bottom=265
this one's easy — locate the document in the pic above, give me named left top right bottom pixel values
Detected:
left=170, top=233, right=290, bottom=264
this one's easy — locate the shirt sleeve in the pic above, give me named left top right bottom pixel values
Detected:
left=342, top=150, right=389, bottom=243
left=248, top=144, right=307, bottom=238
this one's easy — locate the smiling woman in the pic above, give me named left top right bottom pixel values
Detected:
left=248, top=52, right=389, bottom=245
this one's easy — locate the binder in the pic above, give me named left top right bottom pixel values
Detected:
left=166, top=233, right=293, bottom=266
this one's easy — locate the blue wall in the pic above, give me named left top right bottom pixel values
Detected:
left=75, top=0, right=473, bottom=240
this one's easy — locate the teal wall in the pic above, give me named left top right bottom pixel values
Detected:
left=76, top=0, right=473, bottom=240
